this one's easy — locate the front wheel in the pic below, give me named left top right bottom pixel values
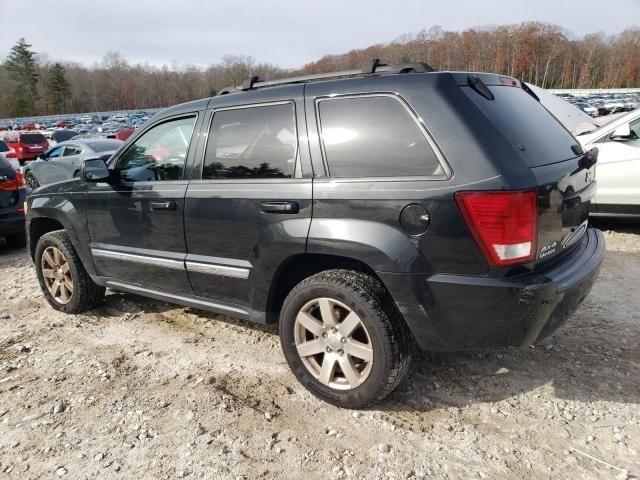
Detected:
left=279, top=269, right=413, bottom=408
left=35, top=230, right=105, bottom=313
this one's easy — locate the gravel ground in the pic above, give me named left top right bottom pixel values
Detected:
left=0, top=225, right=638, bottom=480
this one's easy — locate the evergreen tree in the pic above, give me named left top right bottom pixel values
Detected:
left=47, top=63, right=71, bottom=113
left=5, top=38, right=39, bottom=116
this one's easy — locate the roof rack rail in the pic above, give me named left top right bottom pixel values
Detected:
left=217, top=59, right=436, bottom=95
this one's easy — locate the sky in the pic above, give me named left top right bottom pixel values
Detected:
left=1, top=0, right=638, bottom=69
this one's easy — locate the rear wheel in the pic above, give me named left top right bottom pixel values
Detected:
left=25, top=171, right=39, bottom=190
left=279, top=269, right=413, bottom=408
left=35, top=230, right=105, bottom=313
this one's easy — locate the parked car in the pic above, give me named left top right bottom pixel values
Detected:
left=24, top=139, right=122, bottom=189
left=51, top=129, right=78, bottom=144
left=0, top=154, right=27, bottom=248
left=577, top=108, right=640, bottom=217
left=4, top=132, right=49, bottom=164
left=25, top=63, right=604, bottom=408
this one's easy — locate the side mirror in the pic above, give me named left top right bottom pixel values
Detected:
left=611, top=123, right=632, bottom=141
left=82, top=158, right=110, bottom=182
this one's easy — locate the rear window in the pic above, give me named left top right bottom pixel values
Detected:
left=317, top=95, right=445, bottom=178
left=462, top=86, right=580, bottom=167
left=0, top=140, right=9, bottom=152
left=20, top=133, right=46, bottom=144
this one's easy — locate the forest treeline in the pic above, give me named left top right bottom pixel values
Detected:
left=1, top=22, right=639, bottom=118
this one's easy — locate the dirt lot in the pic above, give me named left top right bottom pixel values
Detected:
left=0, top=223, right=638, bottom=480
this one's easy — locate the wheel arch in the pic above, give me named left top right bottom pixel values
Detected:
left=265, top=253, right=389, bottom=324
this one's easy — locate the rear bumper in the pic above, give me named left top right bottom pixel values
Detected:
left=379, top=228, right=605, bottom=351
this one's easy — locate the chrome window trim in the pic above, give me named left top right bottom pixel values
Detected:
left=314, top=92, right=452, bottom=181
left=201, top=100, right=300, bottom=180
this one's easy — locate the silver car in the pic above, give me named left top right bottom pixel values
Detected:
left=24, top=139, right=123, bottom=189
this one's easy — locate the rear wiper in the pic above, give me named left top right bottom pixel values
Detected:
left=571, top=147, right=598, bottom=175
left=467, top=75, right=494, bottom=101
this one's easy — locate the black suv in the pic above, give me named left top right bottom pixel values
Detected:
left=26, top=62, right=605, bottom=408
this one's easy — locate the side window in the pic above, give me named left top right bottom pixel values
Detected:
left=48, top=146, right=64, bottom=159
left=203, top=103, right=297, bottom=179
left=63, top=145, right=82, bottom=156
left=317, top=95, right=445, bottom=178
left=117, top=115, right=196, bottom=182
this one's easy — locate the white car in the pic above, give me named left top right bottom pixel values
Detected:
left=577, top=109, right=640, bottom=217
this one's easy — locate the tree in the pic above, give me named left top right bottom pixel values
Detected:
left=4, top=38, right=39, bottom=116
left=46, top=63, right=71, bottom=113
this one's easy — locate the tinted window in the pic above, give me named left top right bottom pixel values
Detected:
left=0, top=140, right=9, bottom=153
left=203, top=103, right=297, bottom=179
left=117, top=116, right=195, bottom=182
left=463, top=86, right=580, bottom=167
left=318, top=96, right=444, bottom=178
left=20, top=133, right=46, bottom=144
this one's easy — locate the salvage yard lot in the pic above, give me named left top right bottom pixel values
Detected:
left=0, top=225, right=639, bottom=479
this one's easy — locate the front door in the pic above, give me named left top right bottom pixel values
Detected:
left=184, top=88, right=312, bottom=318
left=86, top=114, right=199, bottom=293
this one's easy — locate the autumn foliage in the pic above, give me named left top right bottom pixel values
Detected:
left=1, top=22, right=639, bottom=118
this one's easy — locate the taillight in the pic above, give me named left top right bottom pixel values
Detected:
left=0, top=178, right=17, bottom=191
left=15, top=171, right=26, bottom=189
left=455, top=190, right=538, bottom=267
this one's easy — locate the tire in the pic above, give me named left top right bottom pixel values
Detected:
left=279, top=269, right=413, bottom=408
left=35, top=230, right=105, bottom=314
left=25, top=170, right=40, bottom=190
left=5, top=232, right=26, bottom=249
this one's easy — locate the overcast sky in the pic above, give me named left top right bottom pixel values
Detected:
left=1, top=0, right=638, bottom=69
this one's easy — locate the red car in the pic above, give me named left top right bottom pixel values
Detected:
left=4, top=132, right=49, bottom=163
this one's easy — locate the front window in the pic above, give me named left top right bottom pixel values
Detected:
left=116, top=116, right=196, bottom=182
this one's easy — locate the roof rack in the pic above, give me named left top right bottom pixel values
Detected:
left=217, top=59, right=436, bottom=95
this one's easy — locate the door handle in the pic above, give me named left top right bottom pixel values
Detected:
left=261, top=201, right=299, bottom=214
left=150, top=201, right=177, bottom=211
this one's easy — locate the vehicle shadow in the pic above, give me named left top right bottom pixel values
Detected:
left=92, top=250, right=638, bottom=416
left=590, top=217, right=640, bottom=234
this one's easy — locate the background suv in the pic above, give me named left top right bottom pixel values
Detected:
left=0, top=154, right=27, bottom=248
left=4, top=132, right=49, bottom=164
left=25, top=61, right=604, bottom=408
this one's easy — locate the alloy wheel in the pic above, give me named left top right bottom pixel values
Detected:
left=294, top=297, right=373, bottom=390
left=41, top=246, right=74, bottom=304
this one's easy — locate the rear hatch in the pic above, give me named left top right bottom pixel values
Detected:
left=20, top=133, right=47, bottom=154
left=459, top=74, right=595, bottom=265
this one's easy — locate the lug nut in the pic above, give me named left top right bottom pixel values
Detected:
left=322, top=332, right=328, bottom=339
left=326, top=347, right=332, bottom=353
left=338, top=349, right=344, bottom=356
left=332, top=327, right=337, bottom=333
left=340, top=337, right=347, bottom=343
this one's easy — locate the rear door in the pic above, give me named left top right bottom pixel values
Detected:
left=184, top=86, right=312, bottom=317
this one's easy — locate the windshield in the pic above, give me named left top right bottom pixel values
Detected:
left=20, top=133, right=46, bottom=144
